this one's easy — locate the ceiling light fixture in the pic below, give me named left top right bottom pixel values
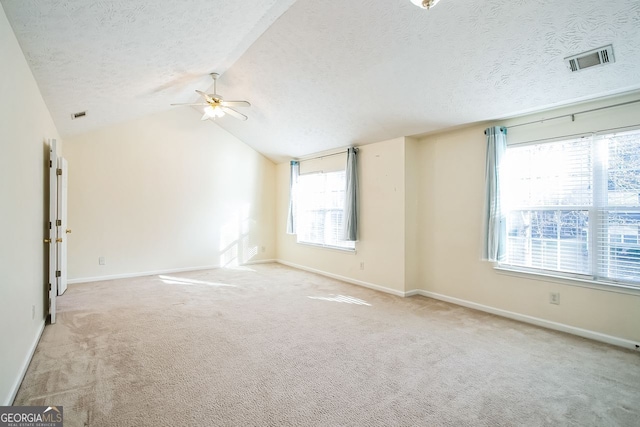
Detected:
left=171, top=72, right=250, bottom=122
left=204, top=105, right=225, bottom=118
left=410, top=0, right=441, bottom=9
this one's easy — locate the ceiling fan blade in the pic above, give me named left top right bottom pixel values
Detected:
left=201, top=113, right=210, bottom=121
left=170, top=102, right=209, bottom=106
left=221, top=100, right=251, bottom=108
left=221, top=107, right=248, bottom=121
left=195, top=90, right=214, bottom=103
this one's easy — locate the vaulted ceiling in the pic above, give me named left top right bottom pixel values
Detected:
left=3, top=0, right=640, bottom=162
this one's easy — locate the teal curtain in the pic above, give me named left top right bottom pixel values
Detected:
left=286, top=161, right=299, bottom=235
left=342, top=148, right=359, bottom=241
left=483, top=127, right=507, bottom=261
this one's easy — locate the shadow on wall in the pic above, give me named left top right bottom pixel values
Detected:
left=219, top=204, right=259, bottom=267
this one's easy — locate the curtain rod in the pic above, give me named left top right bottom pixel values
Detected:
left=506, top=98, right=640, bottom=130
left=296, top=149, right=348, bottom=163
left=508, top=123, right=640, bottom=147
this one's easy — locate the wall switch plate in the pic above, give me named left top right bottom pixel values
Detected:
left=549, top=292, right=560, bottom=305
left=360, top=262, right=365, bottom=270
left=99, top=256, right=105, bottom=265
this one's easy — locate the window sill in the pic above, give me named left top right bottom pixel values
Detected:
left=296, top=241, right=356, bottom=254
left=494, top=265, right=640, bottom=297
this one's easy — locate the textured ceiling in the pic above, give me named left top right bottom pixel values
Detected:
left=0, top=0, right=297, bottom=137
left=3, top=0, right=640, bottom=162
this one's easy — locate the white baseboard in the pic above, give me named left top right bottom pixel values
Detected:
left=276, top=260, right=410, bottom=297
left=404, top=289, right=421, bottom=297
left=416, top=290, right=639, bottom=350
left=243, top=259, right=277, bottom=265
left=67, top=260, right=281, bottom=285
left=67, top=264, right=221, bottom=284
left=5, top=320, right=45, bottom=405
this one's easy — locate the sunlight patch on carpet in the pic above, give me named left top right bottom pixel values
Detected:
left=308, top=294, right=371, bottom=306
left=158, top=275, right=237, bottom=287
left=223, top=265, right=257, bottom=272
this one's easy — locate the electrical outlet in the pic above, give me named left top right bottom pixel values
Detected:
left=549, top=292, right=560, bottom=305
left=261, top=246, right=266, bottom=253
left=32, top=305, right=35, bottom=320
left=99, top=256, right=106, bottom=265
left=360, top=262, right=365, bottom=270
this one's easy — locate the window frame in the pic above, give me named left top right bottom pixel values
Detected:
left=496, top=128, right=640, bottom=293
left=293, top=169, right=356, bottom=252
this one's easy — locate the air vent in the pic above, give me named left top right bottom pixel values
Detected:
left=71, top=111, right=87, bottom=119
left=565, top=45, right=615, bottom=72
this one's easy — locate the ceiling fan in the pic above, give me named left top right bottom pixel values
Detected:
left=171, top=73, right=250, bottom=121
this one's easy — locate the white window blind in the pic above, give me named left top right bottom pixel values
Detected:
left=295, top=170, right=355, bottom=250
left=597, top=132, right=640, bottom=283
left=501, top=129, right=640, bottom=287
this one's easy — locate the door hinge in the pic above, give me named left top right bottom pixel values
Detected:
left=56, top=219, right=62, bottom=226
left=48, top=283, right=51, bottom=291
left=56, top=270, right=61, bottom=277
left=49, top=221, right=52, bottom=229
left=56, top=168, right=62, bottom=176
left=49, top=160, right=52, bottom=167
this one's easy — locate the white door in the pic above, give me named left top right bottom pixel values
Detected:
left=57, top=157, right=69, bottom=295
left=47, top=139, right=58, bottom=323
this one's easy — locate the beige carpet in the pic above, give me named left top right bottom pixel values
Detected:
left=15, top=263, right=640, bottom=426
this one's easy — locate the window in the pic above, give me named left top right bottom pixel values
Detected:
left=500, top=129, right=640, bottom=287
left=295, top=170, right=355, bottom=250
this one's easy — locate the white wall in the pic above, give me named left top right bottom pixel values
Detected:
left=64, top=108, right=276, bottom=281
left=417, top=93, right=640, bottom=343
left=404, top=138, right=420, bottom=291
left=276, top=137, right=410, bottom=294
left=0, top=5, right=61, bottom=404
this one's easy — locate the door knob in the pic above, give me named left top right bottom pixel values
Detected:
left=66, top=229, right=72, bottom=234
left=56, top=238, right=63, bottom=243
left=44, top=238, right=51, bottom=243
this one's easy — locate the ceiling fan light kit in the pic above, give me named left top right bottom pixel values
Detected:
left=410, top=0, right=441, bottom=9
left=171, top=72, right=251, bottom=121
left=204, top=105, right=225, bottom=118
